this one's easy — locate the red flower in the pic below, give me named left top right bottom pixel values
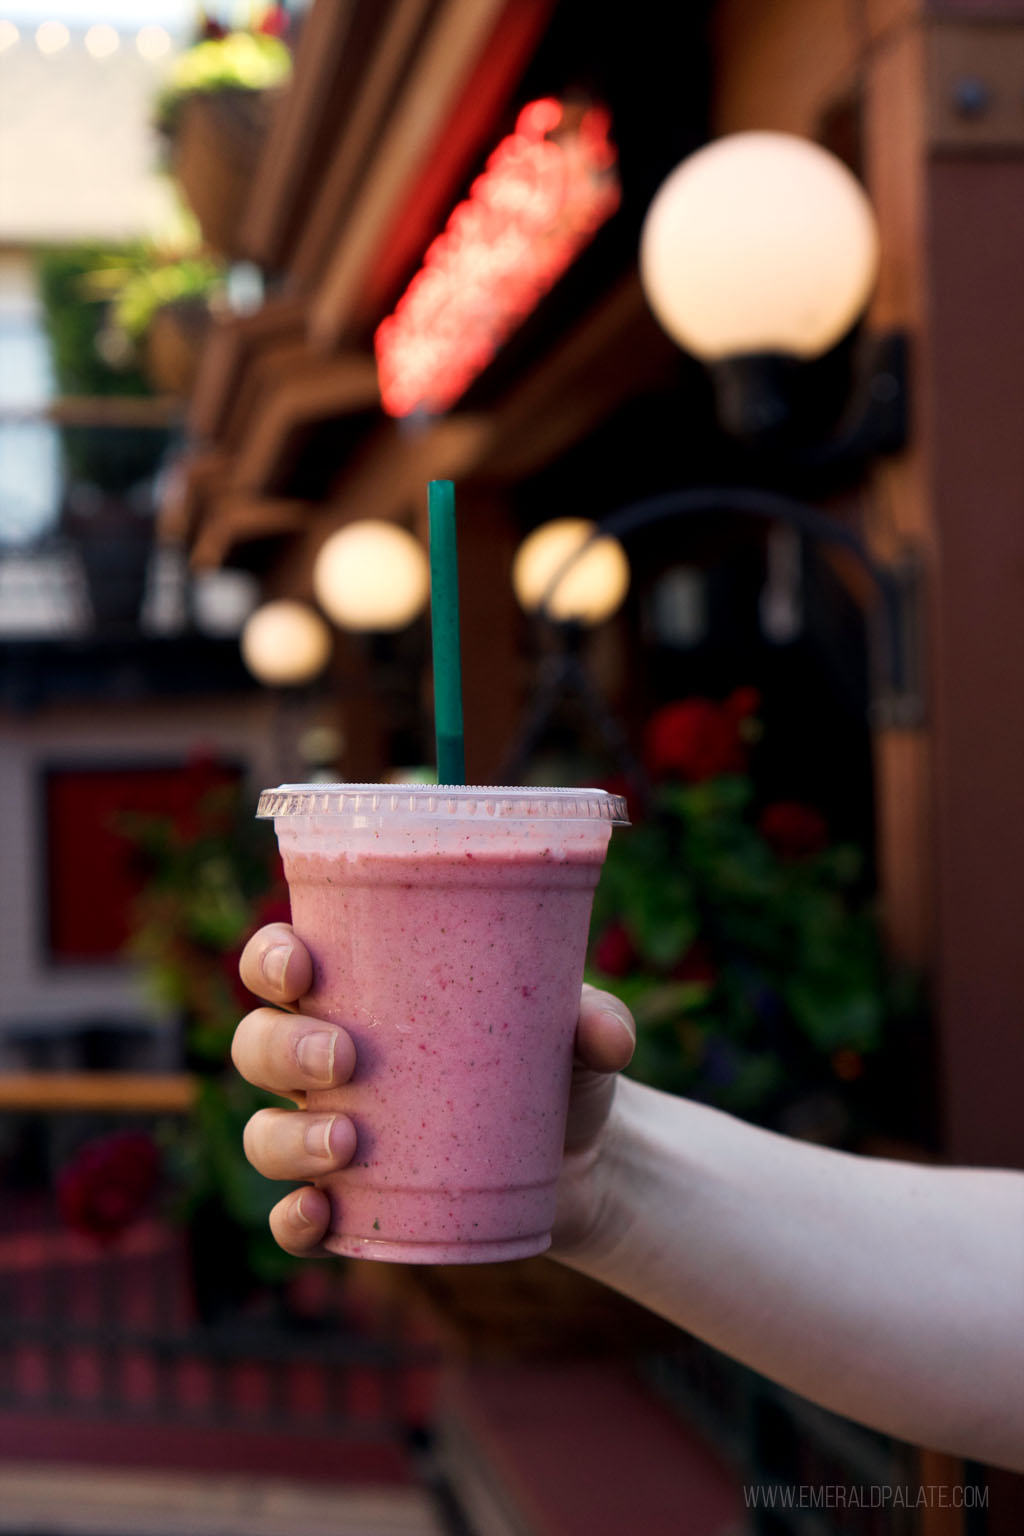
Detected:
left=592, top=921, right=636, bottom=977
left=759, top=801, right=828, bottom=861
left=724, top=687, right=761, bottom=722
left=256, top=6, right=290, bottom=37
left=57, top=1131, right=161, bottom=1245
left=645, top=699, right=748, bottom=783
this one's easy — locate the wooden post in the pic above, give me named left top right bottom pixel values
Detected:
left=714, top=0, right=1024, bottom=1526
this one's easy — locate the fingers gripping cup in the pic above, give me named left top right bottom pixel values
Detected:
left=259, top=783, right=628, bottom=1264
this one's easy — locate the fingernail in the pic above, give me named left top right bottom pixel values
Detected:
left=305, top=1116, right=337, bottom=1159
left=599, top=1007, right=636, bottom=1045
left=261, top=944, right=290, bottom=991
left=297, top=1030, right=336, bottom=1082
left=295, top=1191, right=313, bottom=1226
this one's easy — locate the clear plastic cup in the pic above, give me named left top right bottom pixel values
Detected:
left=257, top=784, right=628, bottom=1263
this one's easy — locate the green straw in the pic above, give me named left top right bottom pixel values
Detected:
left=428, top=479, right=466, bottom=785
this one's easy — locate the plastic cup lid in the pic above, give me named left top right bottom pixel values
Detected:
left=257, top=783, right=630, bottom=825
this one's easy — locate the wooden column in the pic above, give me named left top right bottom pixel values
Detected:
left=715, top=1, right=1024, bottom=1525
left=716, top=0, right=1024, bottom=1164
left=925, top=156, right=1024, bottom=1168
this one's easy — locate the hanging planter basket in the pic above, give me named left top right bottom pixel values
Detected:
left=171, top=89, right=274, bottom=261
left=145, top=295, right=213, bottom=396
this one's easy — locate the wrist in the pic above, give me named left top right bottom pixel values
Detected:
left=550, top=1075, right=649, bottom=1276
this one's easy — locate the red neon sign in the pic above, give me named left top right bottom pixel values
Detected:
left=375, top=99, right=621, bottom=418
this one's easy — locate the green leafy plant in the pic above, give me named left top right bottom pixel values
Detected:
left=36, top=240, right=222, bottom=484
left=36, top=244, right=153, bottom=398
left=108, top=256, right=222, bottom=343
left=122, top=759, right=298, bottom=1288
left=155, top=31, right=292, bottom=136
left=36, top=244, right=172, bottom=490
left=587, top=693, right=900, bottom=1133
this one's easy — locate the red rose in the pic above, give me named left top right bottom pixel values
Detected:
left=592, top=921, right=636, bottom=977
left=645, top=699, right=747, bottom=783
left=759, top=801, right=828, bottom=861
left=58, top=1131, right=161, bottom=1245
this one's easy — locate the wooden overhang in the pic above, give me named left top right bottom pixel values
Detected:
left=167, top=0, right=682, bottom=571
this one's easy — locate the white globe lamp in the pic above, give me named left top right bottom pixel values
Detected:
left=240, top=600, right=332, bottom=687
left=640, top=131, right=879, bottom=363
left=313, top=520, right=429, bottom=632
left=512, top=518, right=630, bottom=626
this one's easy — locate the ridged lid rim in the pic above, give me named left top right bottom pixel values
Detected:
left=257, top=783, right=629, bottom=825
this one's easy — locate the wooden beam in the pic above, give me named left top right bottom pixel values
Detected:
left=477, top=275, right=680, bottom=480
left=190, top=495, right=313, bottom=570
left=289, top=0, right=435, bottom=289
left=713, top=0, right=861, bottom=138
left=237, top=0, right=361, bottom=268
left=0, top=1073, right=196, bottom=1114
left=219, top=338, right=315, bottom=452
left=188, top=297, right=306, bottom=441
left=0, top=397, right=183, bottom=428
left=356, top=0, right=556, bottom=323
left=308, top=0, right=509, bottom=350
left=186, top=272, right=676, bottom=566
left=229, top=353, right=381, bottom=493
left=157, top=448, right=229, bottom=546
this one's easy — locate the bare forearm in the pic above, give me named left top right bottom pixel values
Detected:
left=558, top=1077, right=1024, bottom=1470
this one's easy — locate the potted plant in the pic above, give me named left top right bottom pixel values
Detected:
left=587, top=691, right=922, bottom=1147
left=156, top=17, right=293, bottom=259
left=121, top=759, right=300, bottom=1322
left=36, top=244, right=169, bottom=488
left=110, top=253, right=223, bottom=395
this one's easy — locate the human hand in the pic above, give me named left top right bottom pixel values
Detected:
left=232, top=925, right=636, bottom=1260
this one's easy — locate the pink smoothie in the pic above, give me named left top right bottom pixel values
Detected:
left=286, top=843, right=605, bottom=1263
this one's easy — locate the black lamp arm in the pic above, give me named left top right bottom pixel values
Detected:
left=541, top=485, right=922, bottom=724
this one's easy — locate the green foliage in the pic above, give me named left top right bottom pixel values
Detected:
left=156, top=33, right=292, bottom=134
left=35, top=245, right=170, bottom=490
left=122, top=771, right=298, bottom=1284
left=587, top=778, right=888, bottom=1124
left=36, top=245, right=152, bottom=397
left=112, top=256, right=221, bottom=341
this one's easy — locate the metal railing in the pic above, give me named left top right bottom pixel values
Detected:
left=0, top=1076, right=436, bottom=1449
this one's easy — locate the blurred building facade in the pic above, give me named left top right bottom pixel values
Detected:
left=2, top=0, right=1022, bottom=1528
left=0, top=16, right=280, bottom=1069
left=164, top=5, right=1024, bottom=1521
left=169, top=0, right=1024, bottom=1163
